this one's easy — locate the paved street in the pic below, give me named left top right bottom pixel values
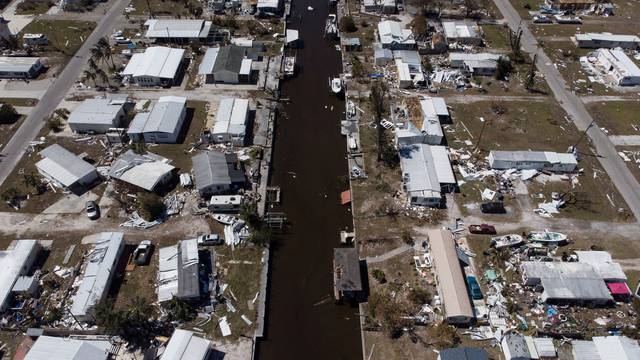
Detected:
left=0, top=0, right=130, bottom=187
left=493, top=0, right=640, bottom=221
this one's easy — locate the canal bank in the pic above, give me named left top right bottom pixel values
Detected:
left=255, top=0, right=363, bottom=359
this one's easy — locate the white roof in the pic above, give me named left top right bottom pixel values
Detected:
left=240, top=58, right=252, bottom=75
left=378, top=21, right=415, bottom=46
left=257, top=0, right=279, bottom=9
left=128, top=96, right=186, bottom=136
left=198, top=47, right=219, bottom=75
left=592, top=336, right=640, bottom=360
left=430, top=145, right=455, bottom=184
left=522, top=261, right=626, bottom=281
left=70, top=232, right=123, bottom=319
left=212, top=98, right=249, bottom=137
left=160, top=329, right=211, bottom=360
left=442, top=21, right=480, bottom=39
left=109, top=151, right=175, bottom=191
left=36, top=144, right=97, bottom=187
left=25, top=336, right=111, bottom=360
left=399, top=145, right=454, bottom=199
left=145, top=19, right=211, bottom=39
left=122, top=47, right=184, bottom=79
left=67, top=98, right=125, bottom=127
left=157, top=245, right=179, bottom=302
left=597, top=48, right=640, bottom=77
left=575, top=32, right=640, bottom=43
left=420, top=97, right=449, bottom=118
left=575, top=250, right=612, bottom=263
left=449, top=52, right=501, bottom=63
left=395, top=59, right=411, bottom=81
left=0, top=240, right=38, bottom=310
left=0, top=57, right=40, bottom=73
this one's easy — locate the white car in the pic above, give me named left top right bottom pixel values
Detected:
left=197, top=234, right=223, bottom=246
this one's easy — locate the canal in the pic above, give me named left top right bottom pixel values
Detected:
left=255, top=0, right=363, bottom=359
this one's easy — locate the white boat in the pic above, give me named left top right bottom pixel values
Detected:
left=346, top=100, right=356, bottom=118
left=325, top=14, right=338, bottom=39
left=330, top=77, right=343, bottom=94
left=212, top=213, right=236, bottom=225
left=490, top=234, right=524, bottom=249
left=284, top=56, right=295, bottom=77
left=527, top=231, right=568, bottom=245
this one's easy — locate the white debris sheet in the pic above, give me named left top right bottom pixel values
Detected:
left=119, top=211, right=163, bottom=229
left=219, top=316, right=232, bottom=337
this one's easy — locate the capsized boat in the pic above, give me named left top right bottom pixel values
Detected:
left=527, top=230, right=568, bottom=245
left=490, top=234, right=524, bottom=249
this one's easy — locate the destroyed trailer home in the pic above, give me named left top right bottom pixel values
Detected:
left=157, top=238, right=202, bottom=303
left=333, top=248, right=363, bottom=302
left=127, top=96, right=187, bottom=144
left=428, top=229, right=474, bottom=325
left=521, top=251, right=627, bottom=306
left=591, top=48, right=640, bottom=87
left=24, top=335, right=113, bottom=360
left=36, top=144, right=100, bottom=194
left=121, top=46, right=186, bottom=87
left=502, top=333, right=557, bottom=360
left=394, top=50, right=424, bottom=88
left=377, top=20, right=415, bottom=50
left=545, top=0, right=596, bottom=11
left=448, top=53, right=502, bottom=76
left=159, top=329, right=217, bottom=360
left=67, top=97, right=130, bottom=134
left=363, top=0, right=397, bottom=14
left=192, top=150, right=246, bottom=198
left=144, top=19, right=223, bottom=44
left=399, top=144, right=455, bottom=207
left=0, top=240, right=41, bottom=312
left=0, top=57, right=44, bottom=79
left=395, top=97, right=450, bottom=146
left=108, top=150, right=175, bottom=192
left=442, top=21, right=483, bottom=46
left=211, top=98, right=249, bottom=145
left=573, top=33, right=640, bottom=50
left=70, top=232, right=125, bottom=323
left=572, top=335, right=640, bottom=360
left=488, top=150, right=578, bottom=172
left=198, top=46, right=253, bottom=84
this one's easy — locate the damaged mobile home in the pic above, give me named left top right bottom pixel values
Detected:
left=399, top=144, right=455, bottom=207
left=0, top=240, right=41, bottom=312
left=36, top=144, right=100, bottom=193
left=108, top=150, right=175, bottom=192
left=488, top=150, right=578, bottom=172
left=157, top=238, right=201, bottom=303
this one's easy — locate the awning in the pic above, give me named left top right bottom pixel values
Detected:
left=340, top=190, right=351, bottom=205
left=608, top=282, right=631, bottom=295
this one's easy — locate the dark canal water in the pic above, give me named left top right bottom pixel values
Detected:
left=255, top=0, right=363, bottom=359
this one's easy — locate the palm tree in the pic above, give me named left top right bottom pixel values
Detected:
left=90, top=45, right=105, bottom=66
left=127, top=296, right=153, bottom=324
left=82, top=70, right=97, bottom=87
left=97, top=37, right=116, bottom=70
left=87, top=57, right=99, bottom=72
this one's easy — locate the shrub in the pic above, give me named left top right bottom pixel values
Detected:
left=408, top=287, right=431, bottom=306
left=372, top=269, right=387, bottom=284
left=136, top=192, right=165, bottom=221
left=339, top=16, right=357, bottom=33
left=0, top=104, right=20, bottom=124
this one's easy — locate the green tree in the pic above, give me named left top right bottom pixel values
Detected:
left=83, top=69, right=97, bottom=87
left=47, top=114, right=64, bottom=132
left=97, top=37, right=116, bottom=70
left=92, top=299, right=124, bottom=334
left=371, top=269, right=386, bottom=284
left=339, top=16, right=357, bottom=33
left=407, top=287, right=431, bottom=307
left=0, top=103, right=20, bottom=124
left=411, top=15, right=428, bottom=41
left=136, top=192, right=165, bottom=221
left=495, top=56, right=513, bottom=80
left=164, top=297, right=195, bottom=322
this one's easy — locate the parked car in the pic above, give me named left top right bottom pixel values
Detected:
left=468, top=224, right=497, bottom=235
left=466, top=276, right=483, bottom=300
left=85, top=201, right=100, bottom=220
left=533, top=15, right=552, bottom=23
left=481, top=202, right=506, bottom=214
left=133, top=240, right=153, bottom=265
left=197, top=234, right=223, bottom=246
left=114, top=36, right=132, bottom=44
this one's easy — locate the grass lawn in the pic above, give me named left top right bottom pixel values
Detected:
left=0, top=98, right=38, bottom=107
left=586, top=101, right=640, bottom=136
left=15, top=0, right=54, bottom=15
left=128, top=0, right=201, bottom=16
left=0, top=115, right=25, bottom=150
left=150, top=100, right=208, bottom=172
left=19, top=20, right=96, bottom=56
left=532, top=22, right=640, bottom=38
left=448, top=100, right=632, bottom=221
left=482, top=24, right=511, bottom=50
left=509, top=0, right=543, bottom=18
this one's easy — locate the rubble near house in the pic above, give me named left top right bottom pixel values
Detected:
left=108, top=150, right=175, bottom=192
left=581, top=48, right=640, bottom=87
left=449, top=53, right=503, bottom=76
left=442, top=21, right=483, bottom=46
left=69, top=232, right=125, bottom=323
left=377, top=20, right=415, bottom=50
left=488, top=150, right=578, bottom=172
left=0, top=240, right=41, bottom=312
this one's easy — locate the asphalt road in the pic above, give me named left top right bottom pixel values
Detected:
left=493, top=0, right=640, bottom=221
left=0, top=0, right=130, bottom=186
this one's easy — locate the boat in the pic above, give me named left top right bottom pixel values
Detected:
left=330, top=77, right=343, bottom=94
left=527, top=231, right=568, bottom=245
left=325, top=14, right=338, bottom=39
left=212, top=213, right=236, bottom=225
left=490, top=234, right=524, bottom=249
left=346, top=100, right=356, bottom=118
left=284, top=56, right=296, bottom=77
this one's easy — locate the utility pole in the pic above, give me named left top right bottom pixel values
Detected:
left=474, top=117, right=488, bottom=153
left=571, top=119, right=596, bottom=153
